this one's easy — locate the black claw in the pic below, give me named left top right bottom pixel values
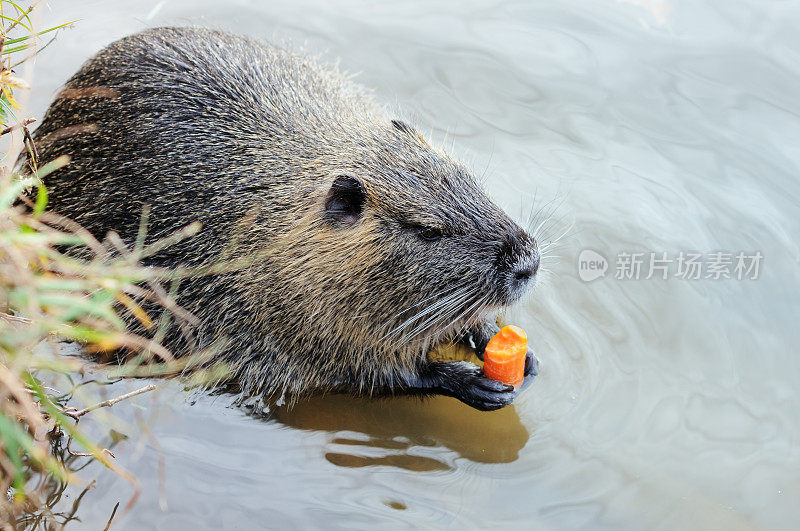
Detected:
left=470, top=391, right=515, bottom=411
left=476, top=378, right=514, bottom=393
left=473, top=399, right=511, bottom=412
left=437, top=362, right=519, bottom=410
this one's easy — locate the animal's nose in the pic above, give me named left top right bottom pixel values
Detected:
left=511, top=248, right=539, bottom=287
left=513, top=266, right=534, bottom=284
left=497, top=229, right=539, bottom=302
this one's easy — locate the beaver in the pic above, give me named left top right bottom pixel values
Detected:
left=28, top=27, right=540, bottom=411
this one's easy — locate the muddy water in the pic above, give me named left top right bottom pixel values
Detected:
left=21, top=0, right=800, bottom=528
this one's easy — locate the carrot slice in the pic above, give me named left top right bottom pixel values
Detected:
left=483, top=325, right=527, bottom=386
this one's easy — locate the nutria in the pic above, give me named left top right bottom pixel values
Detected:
left=28, top=27, right=540, bottom=411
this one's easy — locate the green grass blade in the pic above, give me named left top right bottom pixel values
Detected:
left=0, top=12, right=30, bottom=32
left=2, top=0, right=33, bottom=30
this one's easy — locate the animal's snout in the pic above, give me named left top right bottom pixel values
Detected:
left=513, top=263, right=534, bottom=284
left=496, top=228, right=539, bottom=303
left=514, top=267, right=533, bottom=282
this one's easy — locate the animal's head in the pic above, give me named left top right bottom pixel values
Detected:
left=250, top=117, right=539, bottom=369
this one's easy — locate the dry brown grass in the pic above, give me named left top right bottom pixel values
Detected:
left=0, top=3, right=228, bottom=527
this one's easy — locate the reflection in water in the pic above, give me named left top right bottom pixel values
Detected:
left=17, top=431, right=126, bottom=530
left=272, top=393, right=529, bottom=470
left=268, top=342, right=530, bottom=471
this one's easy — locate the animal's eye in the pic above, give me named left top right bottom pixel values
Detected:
left=417, top=226, right=442, bottom=242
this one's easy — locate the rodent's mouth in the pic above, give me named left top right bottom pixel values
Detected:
left=380, top=249, right=538, bottom=349
left=410, top=266, right=537, bottom=349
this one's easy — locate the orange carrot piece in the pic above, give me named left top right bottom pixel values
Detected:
left=483, top=325, right=527, bottom=386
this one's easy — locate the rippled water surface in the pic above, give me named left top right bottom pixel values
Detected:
left=23, top=0, right=800, bottom=528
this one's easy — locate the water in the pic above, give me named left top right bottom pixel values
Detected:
left=20, top=0, right=800, bottom=528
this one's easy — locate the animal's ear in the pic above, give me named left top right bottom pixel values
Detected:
left=324, top=175, right=366, bottom=225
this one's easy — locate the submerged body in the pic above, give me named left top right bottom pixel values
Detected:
left=30, top=27, right=540, bottom=410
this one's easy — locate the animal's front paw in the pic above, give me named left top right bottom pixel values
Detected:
left=525, top=348, right=539, bottom=377
left=441, top=361, right=516, bottom=411
left=517, top=348, right=540, bottom=393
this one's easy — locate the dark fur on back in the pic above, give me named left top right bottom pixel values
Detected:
left=29, top=27, right=540, bottom=408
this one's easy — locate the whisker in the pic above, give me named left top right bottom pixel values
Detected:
left=376, top=283, right=473, bottom=346
left=387, top=281, right=468, bottom=324
left=390, top=285, right=476, bottom=347
left=435, top=293, right=491, bottom=343
left=540, top=218, right=576, bottom=250
left=528, top=193, right=565, bottom=235
left=407, top=289, right=472, bottom=336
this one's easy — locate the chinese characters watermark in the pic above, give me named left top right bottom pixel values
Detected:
left=578, top=250, right=762, bottom=282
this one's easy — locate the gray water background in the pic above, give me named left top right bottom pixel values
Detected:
left=20, top=0, right=800, bottom=528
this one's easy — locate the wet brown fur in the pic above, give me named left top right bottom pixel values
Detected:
left=26, top=27, right=539, bottom=409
